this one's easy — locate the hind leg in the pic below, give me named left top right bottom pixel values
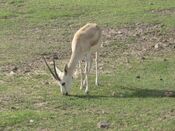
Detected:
left=84, top=53, right=92, bottom=94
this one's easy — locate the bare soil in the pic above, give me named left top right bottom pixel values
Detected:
left=1, top=23, right=175, bottom=74
left=102, top=23, right=175, bottom=60
left=150, top=8, right=175, bottom=15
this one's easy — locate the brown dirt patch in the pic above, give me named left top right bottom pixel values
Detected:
left=99, top=23, right=175, bottom=71
left=102, top=23, right=175, bottom=59
left=150, top=8, right=175, bottom=15
left=1, top=23, right=175, bottom=74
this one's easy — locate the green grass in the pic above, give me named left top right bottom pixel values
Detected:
left=1, top=0, right=175, bottom=30
left=1, top=0, right=175, bottom=65
left=1, top=58, right=175, bottom=130
left=0, top=0, right=175, bottom=130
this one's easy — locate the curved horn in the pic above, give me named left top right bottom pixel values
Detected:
left=53, top=58, right=61, bottom=81
left=42, top=56, right=60, bottom=81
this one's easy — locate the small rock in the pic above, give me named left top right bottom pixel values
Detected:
left=97, top=121, right=110, bottom=129
left=133, top=33, right=140, bottom=37
left=29, top=119, right=34, bottom=123
left=99, top=66, right=103, bottom=70
left=53, top=54, right=58, bottom=59
left=100, top=43, right=104, bottom=48
left=11, top=106, right=17, bottom=110
left=24, top=69, right=30, bottom=74
left=163, top=116, right=167, bottom=119
left=154, top=43, right=159, bottom=49
left=12, top=66, right=18, bottom=72
left=10, top=71, right=15, bottom=76
left=141, top=56, right=145, bottom=60
left=44, top=81, right=49, bottom=85
left=163, top=58, right=167, bottom=61
left=136, top=75, right=140, bottom=79
left=102, top=110, right=105, bottom=114
left=117, top=31, right=122, bottom=34
left=164, top=91, right=174, bottom=97
left=170, top=109, right=174, bottom=112
left=149, top=2, right=154, bottom=5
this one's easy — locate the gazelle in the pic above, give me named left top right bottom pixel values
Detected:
left=43, top=23, right=101, bottom=95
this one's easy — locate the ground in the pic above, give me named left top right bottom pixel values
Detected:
left=0, top=0, right=175, bottom=130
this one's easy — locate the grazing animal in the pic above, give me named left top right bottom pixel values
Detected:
left=43, top=23, right=101, bottom=95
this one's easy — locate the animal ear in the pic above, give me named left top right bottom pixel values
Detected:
left=64, top=64, right=68, bottom=74
left=56, top=67, right=62, bottom=77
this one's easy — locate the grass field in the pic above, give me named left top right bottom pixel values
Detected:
left=0, top=0, right=175, bottom=130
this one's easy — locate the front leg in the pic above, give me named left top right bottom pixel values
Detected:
left=79, top=61, right=85, bottom=90
left=84, top=61, right=89, bottom=94
left=95, top=52, right=99, bottom=86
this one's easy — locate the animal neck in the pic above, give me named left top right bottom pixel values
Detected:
left=67, top=51, right=80, bottom=76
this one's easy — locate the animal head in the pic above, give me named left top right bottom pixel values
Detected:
left=43, top=56, right=73, bottom=95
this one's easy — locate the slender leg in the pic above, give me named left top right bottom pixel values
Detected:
left=84, top=53, right=92, bottom=94
left=86, top=53, right=92, bottom=72
left=95, top=52, right=99, bottom=86
left=84, top=60, right=89, bottom=94
left=79, top=61, right=84, bottom=90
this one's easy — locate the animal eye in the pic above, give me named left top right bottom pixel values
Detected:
left=62, top=82, right=65, bottom=86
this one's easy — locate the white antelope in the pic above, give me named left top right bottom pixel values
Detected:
left=43, top=23, right=101, bottom=95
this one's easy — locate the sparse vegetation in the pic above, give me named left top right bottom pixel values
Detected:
left=0, top=0, right=175, bottom=130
